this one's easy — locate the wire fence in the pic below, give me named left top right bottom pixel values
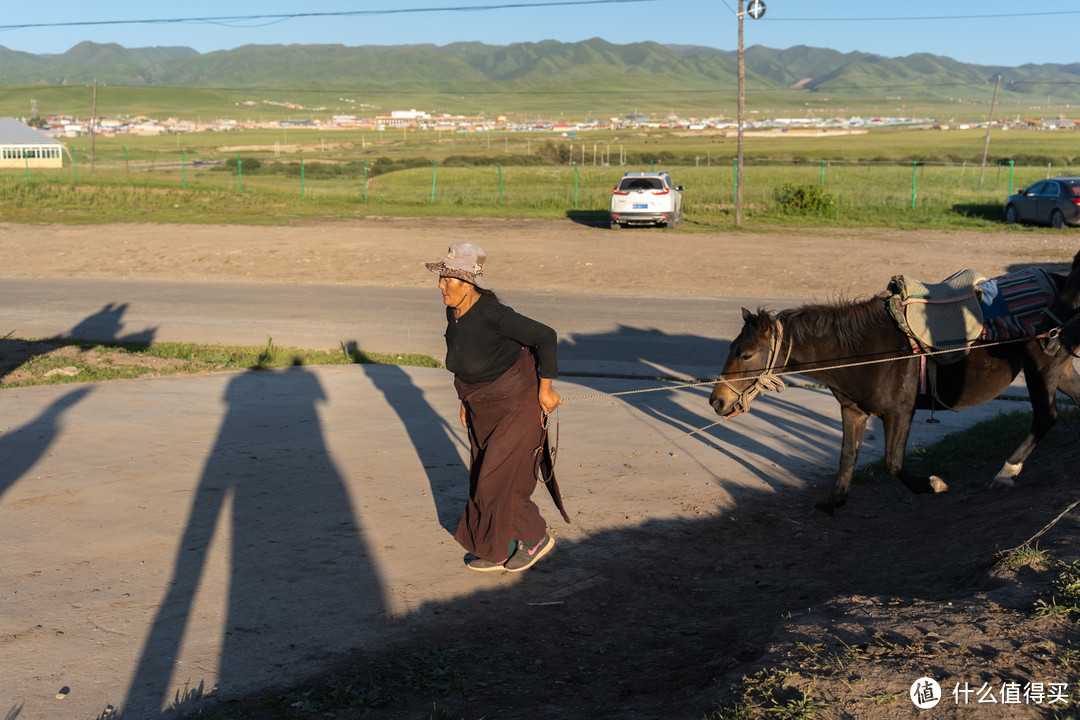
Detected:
left=3, top=153, right=1077, bottom=219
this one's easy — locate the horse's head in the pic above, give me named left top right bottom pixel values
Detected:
left=1039, top=249, right=1080, bottom=357
left=710, top=307, right=782, bottom=417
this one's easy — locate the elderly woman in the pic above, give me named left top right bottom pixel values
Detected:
left=426, top=242, right=564, bottom=572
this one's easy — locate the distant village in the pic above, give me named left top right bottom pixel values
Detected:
left=20, top=98, right=1080, bottom=138
left=26, top=107, right=938, bottom=138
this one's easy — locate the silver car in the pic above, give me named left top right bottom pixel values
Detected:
left=609, top=171, right=684, bottom=229
left=1005, top=177, right=1080, bottom=229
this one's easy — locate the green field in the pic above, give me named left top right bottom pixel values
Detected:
left=0, top=80, right=1071, bottom=125
left=2, top=124, right=1078, bottom=229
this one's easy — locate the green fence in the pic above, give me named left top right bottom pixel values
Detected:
left=3, top=155, right=1076, bottom=223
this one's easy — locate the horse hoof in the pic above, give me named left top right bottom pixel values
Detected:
left=929, top=475, right=948, bottom=494
left=993, top=462, right=1021, bottom=489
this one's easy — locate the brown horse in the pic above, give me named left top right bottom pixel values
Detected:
left=1039, top=251, right=1080, bottom=357
left=709, top=262, right=1080, bottom=514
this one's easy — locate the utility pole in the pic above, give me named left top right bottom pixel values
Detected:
left=734, top=0, right=764, bottom=226
left=735, top=0, right=745, bottom=226
left=978, top=74, right=1001, bottom=186
left=90, top=79, right=98, bottom=171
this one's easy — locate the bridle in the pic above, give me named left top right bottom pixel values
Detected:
left=716, top=318, right=790, bottom=417
left=1040, top=302, right=1080, bottom=359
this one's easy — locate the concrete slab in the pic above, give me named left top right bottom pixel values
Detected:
left=0, top=364, right=1024, bottom=719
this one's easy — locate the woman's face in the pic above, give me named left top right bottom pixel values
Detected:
left=438, top=275, right=477, bottom=308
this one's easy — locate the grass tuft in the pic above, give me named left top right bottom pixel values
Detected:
left=0, top=336, right=441, bottom=388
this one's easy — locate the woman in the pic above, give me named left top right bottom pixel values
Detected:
left=426, top=242, right=563, bottom=572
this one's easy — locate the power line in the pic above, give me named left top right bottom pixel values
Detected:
left=767, top=10, right=1080, bottom=22
left=0, top=0, right=658, bottom=32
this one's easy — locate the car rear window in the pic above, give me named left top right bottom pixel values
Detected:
left=618, top=177, right=664, bottom=191
left=1066, top=182, right=1080, bottom=196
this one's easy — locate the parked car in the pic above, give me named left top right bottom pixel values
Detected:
left=609, top=171, right=684, bottom=229
left=1004, top=177, right=1080, bottom=229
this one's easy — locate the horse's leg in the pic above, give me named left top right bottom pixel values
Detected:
left=882, top=409, right=949, bottom=495
left=1055, top=360, right=1080, bottom=408
left=816, top=403, right=868, bottom=514
left=993, top=356, right=1066, bottom=488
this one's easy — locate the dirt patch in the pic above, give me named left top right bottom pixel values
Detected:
left=2, top=218, right=1077, bottom=300
left=0, top=339, right=202, bottom=387
left=3, top=218, right=1079, bottom=719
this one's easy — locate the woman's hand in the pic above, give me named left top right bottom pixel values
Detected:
left=460, top=401, right=468, bottom=428
left=538, top=378, right=562, bottom=414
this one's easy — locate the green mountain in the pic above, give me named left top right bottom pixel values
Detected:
left=3, top=39, right=1078, bottom=104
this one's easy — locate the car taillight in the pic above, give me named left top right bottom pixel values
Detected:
left=612, top=189, right=629, bottom=195
left=1070, top=196, right=1080, bottom=206
left=651, top=189, right=669, bottom=195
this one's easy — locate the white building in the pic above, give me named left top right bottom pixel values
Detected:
left=0, top=117, right=63, bottom=168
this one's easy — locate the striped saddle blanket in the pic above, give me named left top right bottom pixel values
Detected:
left=979, top=267, right=1058, bottom=342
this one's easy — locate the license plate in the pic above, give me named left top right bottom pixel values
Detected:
left=632, top=203, right=649, bottom=209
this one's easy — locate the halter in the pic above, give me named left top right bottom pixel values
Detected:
left=717, top=318, right=789, bottom=417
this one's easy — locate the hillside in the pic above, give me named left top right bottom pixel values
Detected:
left=3, top=38, right=1079, bottom=104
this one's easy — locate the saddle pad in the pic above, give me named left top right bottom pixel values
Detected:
left=893, top=268, right=986, bottom=354
left=980, top=267, right=1058, bottom=342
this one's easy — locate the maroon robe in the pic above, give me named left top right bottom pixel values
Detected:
left=453, top=347, right=548, bottom=563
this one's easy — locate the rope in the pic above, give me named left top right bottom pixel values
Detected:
left=550, top=331, right=1051, bottom=469
left=996, top=497, right=1080, bottom=559
left=563, top=333, right=1044, bottom=405
left=551, top=408, right=729, bottom=468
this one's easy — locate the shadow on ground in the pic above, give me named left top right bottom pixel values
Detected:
left=163, top=429, right=1080, bottom=720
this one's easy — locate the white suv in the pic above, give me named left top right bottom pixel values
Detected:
left=609, top=171, right=684, bottom=229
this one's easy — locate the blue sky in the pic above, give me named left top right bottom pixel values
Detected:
left=1, top=0, right=1076, bottom=67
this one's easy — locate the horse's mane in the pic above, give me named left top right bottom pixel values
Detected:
left=774, top=292, right=893, bottom=353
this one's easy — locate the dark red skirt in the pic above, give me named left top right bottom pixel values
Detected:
left=453, top=347, right=548, bottom=563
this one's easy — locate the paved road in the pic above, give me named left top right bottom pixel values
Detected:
left=0, top=277, right=1042, bottom=720
left=0, top=277, right=796, bottom=378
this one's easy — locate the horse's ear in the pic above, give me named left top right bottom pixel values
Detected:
left=741, top=307, right=752, bottom=320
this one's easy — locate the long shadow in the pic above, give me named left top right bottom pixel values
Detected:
left=950, top=202, right=1005, bottom=222
left=358, top=362, right=467, bottom=531
left=565, top=209, right=609, bottom=227
left=0, top=387, right=93, bottom=501
left=122, top=367, right=381, bottom=718
left=163, top=441, right=1080, bottom=720
left=65, top=302, right=157, bottom=346
left=558, top=325, right=842, bottom=490
left=2, top=302, right=157, bottom=382
left=0, top=302, right=137, bottom=501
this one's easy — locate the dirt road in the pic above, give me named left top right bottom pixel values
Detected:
left=2, top=219, right=1077, bottom=299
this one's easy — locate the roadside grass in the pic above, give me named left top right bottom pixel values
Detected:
left=0, top=336, right=440, bottom=388
left=4, top=125, right=1077, bottom=229
left=0, top=164, right=1048, bottom=230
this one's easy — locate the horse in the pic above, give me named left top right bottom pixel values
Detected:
left=709, top=257, right=1080, bottom=514
left=1039, top=251, right=1080, bottom=357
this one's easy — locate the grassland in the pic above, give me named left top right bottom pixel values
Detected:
left=3, top=124, right=1078, bottom=229
left=0, top=76, right=1072, bottom=125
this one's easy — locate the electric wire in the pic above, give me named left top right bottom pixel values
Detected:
left=0, top=0, right=660, bottom=32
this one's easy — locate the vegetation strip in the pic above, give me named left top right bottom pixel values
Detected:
left=0, top=336, right=440, bottom=387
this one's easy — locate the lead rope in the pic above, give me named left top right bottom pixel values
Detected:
left=544, top=329, right=1054, bottom=469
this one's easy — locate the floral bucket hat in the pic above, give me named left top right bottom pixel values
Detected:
left=425, top=242, right=493, bottom=290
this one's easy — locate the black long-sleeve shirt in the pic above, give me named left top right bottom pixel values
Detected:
left=444, top=294, right=558, bottom=383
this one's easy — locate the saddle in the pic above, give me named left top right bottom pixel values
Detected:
left=887, top=268, right=986, bottom=364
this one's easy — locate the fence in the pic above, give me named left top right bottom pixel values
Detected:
left=3, top=154, right=1077, bottom=221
